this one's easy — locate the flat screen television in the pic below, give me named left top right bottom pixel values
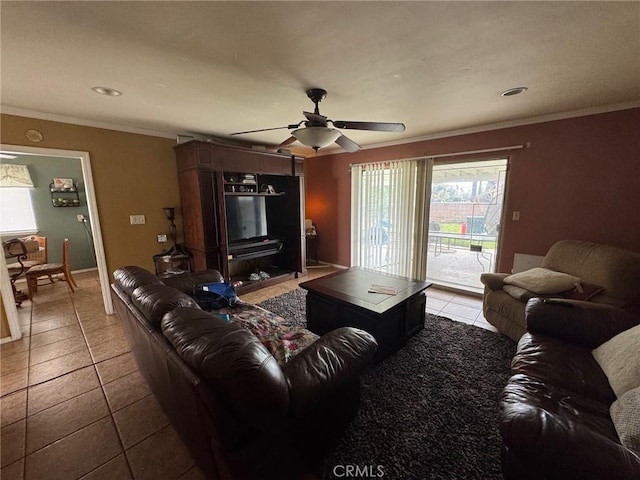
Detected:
left=225, top=196, right=268, bottom=243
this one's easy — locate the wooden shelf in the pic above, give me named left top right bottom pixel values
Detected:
left=233, top=267, right=297, bottom=295
left=224, top=192, right=285, bottom=197
left=173, top=141, right=306, bottom=292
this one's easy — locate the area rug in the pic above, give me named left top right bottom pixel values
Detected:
left=257, top=288, right=516, bottom=480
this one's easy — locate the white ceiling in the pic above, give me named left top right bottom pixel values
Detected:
left=2, top=1, right=639, bottom=155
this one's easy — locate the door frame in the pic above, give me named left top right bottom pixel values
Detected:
left=1, top=143, right=112, bottom=343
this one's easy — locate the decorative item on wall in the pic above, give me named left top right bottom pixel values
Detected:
left=24, top=129, right=44, bottom=143
left=53, top=178, right=74, bottom=190
left=0, top=164, right=34, bottom=187
left=50, top=178, right=80, bottom=207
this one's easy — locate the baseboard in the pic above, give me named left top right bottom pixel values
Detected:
left=0, top=333, right=22, bottom=344
left=11, top=267, right=97, bottom=285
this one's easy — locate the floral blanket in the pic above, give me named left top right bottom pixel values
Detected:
left=215, top=301, right=319, bottom=365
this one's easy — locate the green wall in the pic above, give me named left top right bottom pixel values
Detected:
left=2, top=154, right=97, bottom=270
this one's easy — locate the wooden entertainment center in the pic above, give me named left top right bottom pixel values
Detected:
left=173, top=140, right=306, bottom=293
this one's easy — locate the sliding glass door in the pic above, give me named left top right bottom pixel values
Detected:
left=426, top=159, right=508, bottom=293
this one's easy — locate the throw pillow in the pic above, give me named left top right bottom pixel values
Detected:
left=592, top=324, right=640, bottom=397
left=503, top=285, right=538, bottom=302
left=563, top=282, right=604, bottom=301
left=504, top=267, right=582, bottom=295
left=610, top=385, right=640, bottom=454
left=503, top=282, right=604, bottom=302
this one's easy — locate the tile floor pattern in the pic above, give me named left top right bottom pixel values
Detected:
left=1, top=266, right=495, bottom=479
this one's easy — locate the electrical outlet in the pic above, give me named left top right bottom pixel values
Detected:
left=512, top=211, right=520, bottom=221
left=76, top=214, right=85, bottom=223
left=157, top=234, right=167, bottom=243
left=130, top=214, right=146, bottom=225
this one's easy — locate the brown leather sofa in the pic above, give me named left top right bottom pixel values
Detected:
left=111, top=266, right=377, bottom=480
left=499, top=298, right=640, bottom=480
left=481, top=240, right=640, bottom=341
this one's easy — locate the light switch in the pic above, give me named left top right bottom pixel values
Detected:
left=130, top=214, right=146, bottom=225
left=512, top=211, right=520, bottom=221
left=157, top=234, right=167, bottom=243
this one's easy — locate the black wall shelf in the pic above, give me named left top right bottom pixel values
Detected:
left=50, top=182, right=80, bottom=207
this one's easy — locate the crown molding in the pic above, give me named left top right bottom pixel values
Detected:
left=0, top=106, right=177, bottom=139
left=3, top=100, right=639, bottom=153
left=353, top=100, right=640, bottom=154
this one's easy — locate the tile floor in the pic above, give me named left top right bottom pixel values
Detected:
left=1, top=266, right=495, bottom=479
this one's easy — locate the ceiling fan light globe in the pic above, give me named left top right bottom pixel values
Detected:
left=292, top=127, right=341, bottom=150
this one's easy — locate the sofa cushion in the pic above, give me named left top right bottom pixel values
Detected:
left=592, top=324, right=640, bottom=397
left=512, top=333, right=615, bottom=404
left=504, top=267, right=582, bottom=295
left=131, top=284, right=200, bottom=328
left=161, top=307, right=290, bottom=433
left=114, top=266, right=164, bottom=296
left=525, top=298, right=640, bottom=350
left=542, top=240, right=640, bottom=312
left=610, top=385, right=640, bottom=454
left=500, top=374, right=632, bottom=479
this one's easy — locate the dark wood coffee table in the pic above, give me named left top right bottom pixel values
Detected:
left=299, top=267, right=431, bottom=362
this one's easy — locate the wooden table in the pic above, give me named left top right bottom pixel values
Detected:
left=299, top=267, right=431, bottom=362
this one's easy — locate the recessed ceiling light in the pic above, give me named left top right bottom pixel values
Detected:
left=501, top=87, right=528, bottom=97
left=92, top=86, right=122, bottom=96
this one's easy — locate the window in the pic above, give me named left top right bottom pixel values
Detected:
left=0, top=188, right=38, bottom=235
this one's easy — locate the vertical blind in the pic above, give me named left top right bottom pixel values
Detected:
left=351, top=159, right=426, bottom=278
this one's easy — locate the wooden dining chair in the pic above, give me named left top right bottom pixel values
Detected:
left=6, top=235, right=46, bottom=276
left=25, top=238, right=77, bottom=299
left=23, top=235, right=48, bottom=264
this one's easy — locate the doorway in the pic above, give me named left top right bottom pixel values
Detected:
left=426, top=159, right=508, bottom=293
left=1, top=144, right=112, bottom=342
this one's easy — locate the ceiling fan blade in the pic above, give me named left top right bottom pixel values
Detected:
left=303, top=111, right=328, bottom=125
left=335, top=134, right=361, bottom=153
left=230, top=123, right=301, bottom=136
left=331, top=120, right=406, bottom=132
left=277, top=136, right=297, bottom=149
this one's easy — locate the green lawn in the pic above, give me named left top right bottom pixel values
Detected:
left=435, top=223, right=497, bottom=249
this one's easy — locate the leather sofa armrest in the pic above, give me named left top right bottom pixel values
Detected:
left=480, top=272, right=509, bottom=290
left=283, top=327, right=377, bottom=418
left=525, top=298, right=640, bottom=348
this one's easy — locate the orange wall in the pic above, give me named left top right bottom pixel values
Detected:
left=1, top=114, right=180, bottom=275
left=304, top=108, right=640, bottom=272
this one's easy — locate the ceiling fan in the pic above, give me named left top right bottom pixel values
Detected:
left=230, top=88, right=405, bottom=153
